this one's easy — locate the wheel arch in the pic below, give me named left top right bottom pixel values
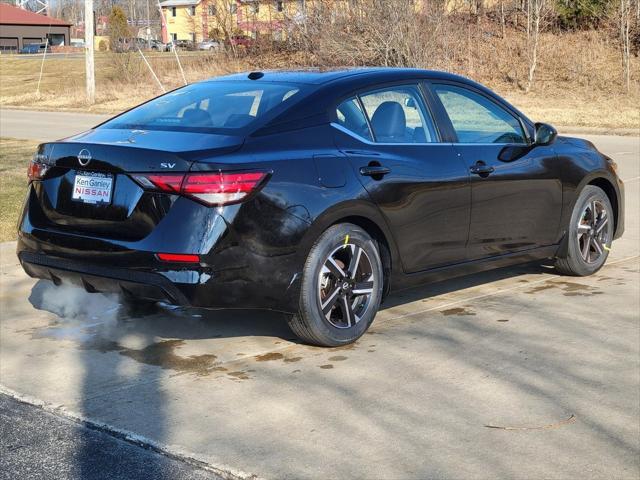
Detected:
left=557, top=171, right=622, bottom=258
left=299, top=201, right=400, bottom=296
left=587, top=176, right=619, bottom=233
left=331, top=215, right=393, bottom=297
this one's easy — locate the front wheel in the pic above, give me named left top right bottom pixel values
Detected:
left=288, top=223, right=384, bottom=347
left=555, top=185, right=614, bottom=276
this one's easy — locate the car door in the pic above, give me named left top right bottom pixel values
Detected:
left=333, top=84, right=471, bottom=273
left=428, top=82, right=562, bottom=260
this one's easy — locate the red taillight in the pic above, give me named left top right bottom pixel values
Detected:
left=27, top=159, right=48, bottom=181
left=156, top=253, right=200, bottom=263
left=143, top=174, right=184, bottom=193
left=132, top=171, right=268, bottom=206
left=182, top=172, right=266, bottom=205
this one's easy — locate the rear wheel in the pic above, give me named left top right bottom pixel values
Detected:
left=288, top=223, right=384, bottom=347
left=555, top=185, right=613, bottom=276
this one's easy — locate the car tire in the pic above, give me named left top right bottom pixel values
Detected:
left=288, top=223, right=384, bottom=347
left=555, top=185, right=614, bottom=276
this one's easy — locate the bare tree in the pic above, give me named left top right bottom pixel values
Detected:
left=524, top=0, right=551, bottom=92
left=619, top=0, right=632, bottom=92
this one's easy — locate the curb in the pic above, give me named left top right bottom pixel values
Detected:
left=0, top=384, right=261, bottom=480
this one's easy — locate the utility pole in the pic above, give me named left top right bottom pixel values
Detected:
left=84, top=0, right=95, bottom=104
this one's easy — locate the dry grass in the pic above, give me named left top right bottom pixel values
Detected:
left=0, top=52, right=244, bottom=113
left=0, top=27, right=638, bottom=130
left=0, top=138, right=37, bottom=242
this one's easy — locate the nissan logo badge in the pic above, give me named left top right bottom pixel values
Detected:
left=78, top=149, right=92, bottom=167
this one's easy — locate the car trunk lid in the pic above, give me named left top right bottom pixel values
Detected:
left=32, top=128, right=244, bottom=240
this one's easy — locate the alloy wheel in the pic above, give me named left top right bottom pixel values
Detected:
left=577, top=199, right=609, bottom=264
left=318, top=243, right=375, bottom=329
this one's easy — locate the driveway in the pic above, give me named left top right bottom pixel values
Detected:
left=0, top=132, right=638, bottom=479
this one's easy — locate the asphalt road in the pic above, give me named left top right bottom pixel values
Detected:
left=0, top=115, right=638, bottom=479
left=0, top=109, right=110, bottom=142
left=0, top=394, right=222, bottom=480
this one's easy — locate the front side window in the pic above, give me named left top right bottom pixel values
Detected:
left=434, top=84, right=526, bottom=144
left=101, top=81, right=303, bottom=133
left=335, top=97, right=372, bottom=141
left=359, top=86, right=436, bottom=143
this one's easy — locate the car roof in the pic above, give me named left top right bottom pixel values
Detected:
left=207, top=68, right=467, bottom=86
left=203, top=68, right=534, bottom=136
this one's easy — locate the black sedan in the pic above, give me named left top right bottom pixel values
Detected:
left=17, top=68, right=624, bottom=346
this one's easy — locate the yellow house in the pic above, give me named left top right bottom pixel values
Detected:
left=159, top=0, right=496, bottom=44
left=160, top=0, right=227, bottom=43
left=159, top=0, right=354, bottom=43
left=159, top=0, right=292, bottom=43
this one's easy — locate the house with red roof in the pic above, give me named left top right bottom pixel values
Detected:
left=0, top=3, right=71, bottom=52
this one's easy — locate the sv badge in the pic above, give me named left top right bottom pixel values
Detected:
left=160, top=163, right=176, bottom=169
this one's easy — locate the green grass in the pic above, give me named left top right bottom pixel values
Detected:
left=0, top=138, right=38, bottom=242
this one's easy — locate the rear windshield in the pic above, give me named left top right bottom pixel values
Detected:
left=100, top=81, right=304, bottom=134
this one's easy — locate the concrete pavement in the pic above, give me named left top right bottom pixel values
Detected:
left=0, top=133, right=638, bottom=479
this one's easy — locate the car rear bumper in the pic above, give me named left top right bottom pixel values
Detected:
left=18, top=244, right=302, bottom=313
left=16, top=193, right=309, bottom=313
left=19, top=251, right=190, bottom=306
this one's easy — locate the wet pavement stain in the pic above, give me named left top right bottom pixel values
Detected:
left=255, top=352, right=285, bottom=362
left=328, top=355, right=347, bottom=361
left=284, top=356, right=302, bottom=363
left=440, top=307, right=476, bottom=316
left=497, top=319, right=509, bottom=322
left=526, top=284, right=556, bottom=294
left=319, top=364, right=334, bottom=369
left=526, top=281, right=602, bottom=297
left=557, top=281, right=601, bottom=297
left=227, top=371, right=249, bottom=380
left=81, top=339, right=218, bottom=376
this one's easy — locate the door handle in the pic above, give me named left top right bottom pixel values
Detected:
left=469, top=161, right=495, bottom=177
left=360, top=165, right=391, bottom=177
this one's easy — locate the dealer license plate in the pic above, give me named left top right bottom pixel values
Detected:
left=71, top=171, right=114, bottom=205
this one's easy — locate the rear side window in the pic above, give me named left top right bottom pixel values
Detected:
left=360, top=86, right=436, bottom=143
left=101, top=81, right=303, bottom=133
left=434, top=84, right=526, bottom=144
left=336, top=97, right=372, bottom=141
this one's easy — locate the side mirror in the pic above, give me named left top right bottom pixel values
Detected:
left=534, top=122, right=557, bottom=146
